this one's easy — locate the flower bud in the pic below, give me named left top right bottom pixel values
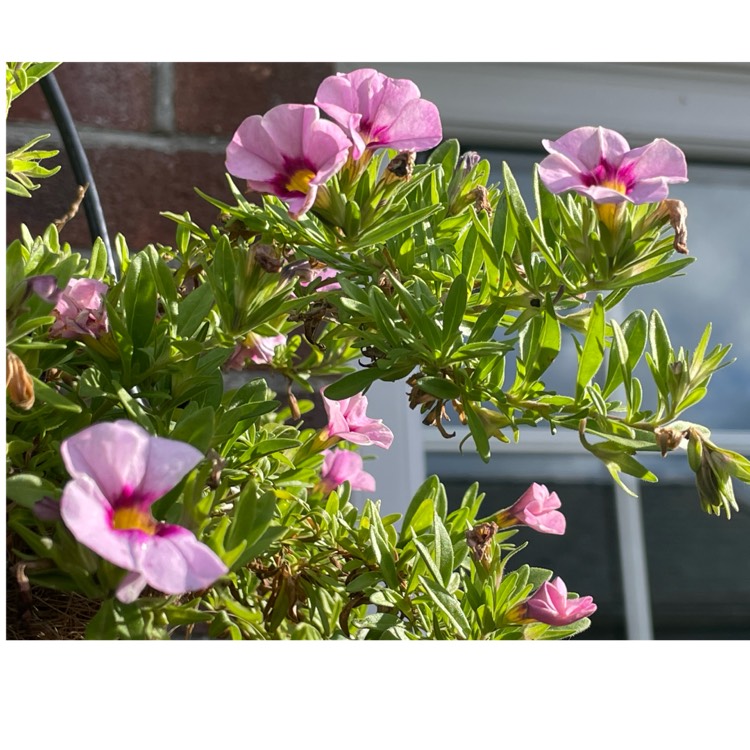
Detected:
left=446, top=150, right=480, bottom=206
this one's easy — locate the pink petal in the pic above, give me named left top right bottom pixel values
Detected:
left=61, top=420, right=151, bottom=504
left=369, top=97, right=442, bottom=153
left=546, top=126, right=630, bottom=171
left=304, top=121, right=352, bottom=182
left=287, top=185, right=319, bottom=220
left=350, top=422, right=394, bottom=449
left=139, top=435, right=204, bottom=501
left=226, top=114, right=285, bottom=180
left=323, top=394, right=351, bottom=435
left=537, top=152, right=589, bottom=194
left=621, top=138, right=688, bottom=182
left=60, top=475, right=137, bottom=571
left=138, top=526, right=228, bottom=595
left=115, top=571, right=148, bottom=603
left=321, top=449, right=376, bottom=492
left=315, top=69, right=382, bottom=129
left=261, top=103, right=317, bottom=161
left=577, top=185, right=632, bottom=204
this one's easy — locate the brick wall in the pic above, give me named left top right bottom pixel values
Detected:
left=6, top=62, right=335, bottom=250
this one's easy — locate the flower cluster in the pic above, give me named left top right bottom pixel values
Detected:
left=226, top=68, right=442, bottom=219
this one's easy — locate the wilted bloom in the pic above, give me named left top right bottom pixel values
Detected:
left=225, top=332, right=286, bottom=370
left=315, top=68, right=442, bottom=160
left=49, top=277, right=109, bottom=339
left=322, top=389, right=394, bottom=449
left=525, top=576, right=597, bottom=626
left=539, top=126, right=687, bottom=207
left=495, top=482, right=566, bottom=535
left=60, top=420, right=227, bottom=603
left=225, top=103, right=352, bottom=219
left=6, top=350, right=35, bottom=410
left=318, top=448, right=376, bottom=494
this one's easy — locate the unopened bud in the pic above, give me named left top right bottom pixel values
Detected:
left=686, top=429, right=703, bottom=472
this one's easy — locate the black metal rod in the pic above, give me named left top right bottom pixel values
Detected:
left=39, top=72, right=118, bottom=281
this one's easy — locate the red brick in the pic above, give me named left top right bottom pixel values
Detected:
left=6, top=146, right=237, bottom=250
left=173, top=63, right=335, bottom=136
left=8, top=63, right=154, bottom=132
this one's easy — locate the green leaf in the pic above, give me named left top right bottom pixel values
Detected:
left=121, top=252, right=157, bottom=348
left=399, top=475, right=440, bottom=543
left=177, top=283, right=214, bottom=338
left=226, top=486, right=277, bottom=555
left=368, top=506, right=400, bottom=590
left=88, top=238, right=109, bottom=280
left=6, top=474, right=59, bottom=508
left=442, top=274, right=467, bottom=347
left=416, top=376, right=461, bottom=400
left=355, top=205, right=439, bottom=247
left=418, top=575, right=470, bottom=638
left=433, top=511, right=454, bottom=587
left=171, top=406, right=215, bottom=453
left=576, top=294, right=605, bottom=401
left=324, top=368, right=382, bottom=400
left=649, top=309, right=672, bottom=373
left=30, top=376, right=82, bottom=412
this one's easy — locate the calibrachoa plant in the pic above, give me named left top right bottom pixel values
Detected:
left=7, top=63, right=750, bottom=640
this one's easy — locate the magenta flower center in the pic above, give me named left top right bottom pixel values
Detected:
left=109, top=484, right=159, bottom=535
left=581, top=159, right=635, bottom=196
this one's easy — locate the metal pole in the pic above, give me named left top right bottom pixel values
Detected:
left=614, top=480, right=654, bottom=639
left=39, top=72, right=117, bottom=281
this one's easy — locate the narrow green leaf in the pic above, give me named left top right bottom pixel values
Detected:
left=442, top=274, right=467, bottom=347
left=418, top=575, right=470, bottom=638
left=576, top=294, right=605, bottom=401
left=324, top=368, right=382, bottom=401
left=433, top=511, right=454, bottom=587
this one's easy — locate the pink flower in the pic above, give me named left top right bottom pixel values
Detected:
left=315, top=68, right=442, bottom=160
left=225, top=332, right=286, bottom=370
left=322, top=389, right=394, bottom=449
left=500, top=482, right=566, bottom=535
left=539, top=126, right=687, bottom=205
left=225, top=103, right=352, bottom=219
left=49, top=277, right=109, bottom=339
left=525, top=576, right=597, bottom=626
left=318, top=449, right=376, bottom=494
left=59, top=420, right=227, bottom=603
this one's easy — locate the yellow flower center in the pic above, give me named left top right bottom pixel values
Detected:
left=285, top=169, right=315, bottom=194
left=600, top=178, right=627, bottom=194
left=112, top=506, right=158, bottom=535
